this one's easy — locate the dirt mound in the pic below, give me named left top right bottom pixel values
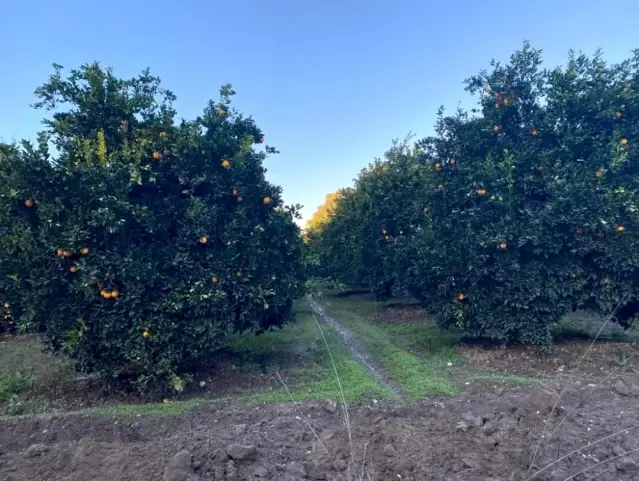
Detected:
left=1, top=378, right=638, bottom=480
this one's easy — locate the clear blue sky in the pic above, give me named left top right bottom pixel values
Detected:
left=2, top=1, right=639, bottom=224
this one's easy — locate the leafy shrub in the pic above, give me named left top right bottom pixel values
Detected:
left=0, top=63, right=306, bottom=391
left=310, top=43, right=639, bottom=345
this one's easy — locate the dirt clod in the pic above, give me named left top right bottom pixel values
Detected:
left=333, top=458, right=348, bottom=471
left=23, top=444, right=48, bottom=458
left=225, top=459, right=237, bottom=479
left=324, top=401, right=338, bottom=414
left=304, top=459, right=327, bottom=480
left=383, top=443, right=396, bottom=456
left=226, top=444, right=257, bottom=461
left=252, top=465, right=269, bottom=477
left=614, top=380, right=632, bottom=396
left=163, top=450, right=194, bottom=481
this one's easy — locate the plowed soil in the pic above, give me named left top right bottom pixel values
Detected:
left=1, top=377, right=638, bottom=481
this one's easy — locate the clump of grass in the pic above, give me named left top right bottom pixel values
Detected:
left=0, top=371, right=35, bottom=400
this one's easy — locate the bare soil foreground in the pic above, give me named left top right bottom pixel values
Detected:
left=1, top=377, right=639, bottom=481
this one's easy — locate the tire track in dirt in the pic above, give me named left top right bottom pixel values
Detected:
left=307, top=295, right=405, bottom=402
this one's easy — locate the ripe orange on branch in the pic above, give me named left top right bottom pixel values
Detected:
left=263, top=196, right=272, bottom=205
left=200, top=236, right=208, bottom=245
left=221, top=160, right=231, bottom=169
left=24, top=199, right=34, bottom=208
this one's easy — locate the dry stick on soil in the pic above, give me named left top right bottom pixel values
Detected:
left=583, top=466, right=615, bottom=481
left=312, top=314, right=360, bottom=477
left=524, top=424, right=639, bottom=481
left=275, top=371, right=329, bottom=455
left=358, top=443, right=368, bottom=481
left=526, top=297, right=627, bottom=474
left=561, top=445, right=639, bottom=481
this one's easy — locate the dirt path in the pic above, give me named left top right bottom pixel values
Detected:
left=307, top=295, right=405, bottom=401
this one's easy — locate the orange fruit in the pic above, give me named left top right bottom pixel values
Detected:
left=63, top=250, right=73, bottom=258
left=263, top=196, right=272, bottom=205
left=24, top=199, right=34, bottom=208
left=232, top=188, right=239, bottom=196
left=437, top=184, right=444, bottom=191
left=221, top=160, right=231, bottom=169
left=456, top=293, right=465, bottom=301
left=492, top=124, right=501, bottom=133
left=236, top=271, right=242, bottom=277
left=69, top=264, right=78, bottom=273
left=142, top=330, right=150, bottom=339
left=57, top=248, right=65, bottom=257
left=616, top=111, right=622, bottom=119
left=384, top=235, right=390, bottom=241
left=159, top=131, right=167, bottom=138
left=219, top=108, right=226, bottom=116
left=620, top=138, right=628, bottom=146
left=476, top=189, right=487, bottom=196
left=530, top=128, right=539, bottom=136
left=617, top=225, right=625, bottom=232
left=200, top=236, right=208, bottom=245
left=101, top=289, right=111, bottom=299
left=499, top=242, right=507, bottom=250
left=80, top=247, right=89, bottom=255
left=423, top=207, right=429, bottom=213
left=237, top=196, right=243, bottom=202
left=595, top=170, right=602, bottom=178
left=152, top=151, right=161, bottom=160
left=434, top=163, right=441, bottom=171
left=110, top=290, right=120, bottom=299
left=211, top=276, right=218, bottom=284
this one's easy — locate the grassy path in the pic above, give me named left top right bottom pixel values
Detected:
left=308, top=295, right=405, bottom=401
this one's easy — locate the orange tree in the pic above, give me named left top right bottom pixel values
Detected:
left=0, top=63, right=305, bottom=390
left=408, top=43, right=639, bottom=344
left=307, top=137, right=431, bottom=299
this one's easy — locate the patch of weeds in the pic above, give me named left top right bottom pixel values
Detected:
left=0, top=371, right=35, bottom=400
